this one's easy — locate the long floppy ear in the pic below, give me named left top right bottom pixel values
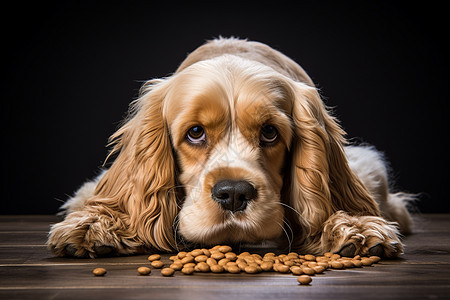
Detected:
left=287, top=81, right=380, bottom=236
left=90, top=78, right=178, bottom=252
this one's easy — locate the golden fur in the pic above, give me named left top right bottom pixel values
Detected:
left=47, top=38, right=412, bottom=258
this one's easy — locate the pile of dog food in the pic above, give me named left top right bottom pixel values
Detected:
left=93, top=245, right=382, bottom=285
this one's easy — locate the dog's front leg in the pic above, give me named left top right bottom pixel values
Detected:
left=320, top=211, right=403, bottom=258
left=47, top=208, right=142, bottom=258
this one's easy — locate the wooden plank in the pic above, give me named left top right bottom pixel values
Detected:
left=0, top=214, right=449, bottom=300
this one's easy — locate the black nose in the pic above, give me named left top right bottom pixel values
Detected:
left=211, top=180, right=257, bottom=212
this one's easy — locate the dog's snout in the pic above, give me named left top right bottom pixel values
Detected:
left=211, top=180, right=257, bottom=212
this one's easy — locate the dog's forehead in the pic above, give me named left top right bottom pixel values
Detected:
left=164, top=57, right=292, bottom=125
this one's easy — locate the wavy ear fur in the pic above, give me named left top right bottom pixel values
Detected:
left=90, top=78, right=178, bottom=252
left=286, top=81, right=380, bottom=237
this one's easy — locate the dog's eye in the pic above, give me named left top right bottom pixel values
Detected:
left=260, top=125, right=279, bottom=145
left=186, top=126, right=206, bottom=145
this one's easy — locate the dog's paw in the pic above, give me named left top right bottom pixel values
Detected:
left=47, top=211, right=129, bottom=258
left=322, top=211, right=403, bottom=258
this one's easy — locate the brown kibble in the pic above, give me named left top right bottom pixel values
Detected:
left=291, top=266, right=303, bottom=275
left=330, top=254, right=341, bottom=260
left=297, top=275, right=312, bottom=285
left=284, top=260, right=295, bottom=267
left=206, top=257, right=218, bottom=266
left=218, top=258, right=231, bottom=266
left=352, top=260, right=363, bottom=267
left=194, top=255, right=208, bottom=263
left=151, top=246, right=382, bottom=283
left=238, top=251, right=251, bottom=258
left=276, top=264, right=291, bottom=273
left=161, top=268, right=175, bottom=277
left=331, top=261, right=344, bottom=269
left=148, top=254, right=161, bottom=262
left=316, top=256, right=329, bottom=262
left=210, top=264, right=225, bottom=273
left=262, top=257, right=275, bottom=263
left=170, top=263, right=183, bottom=271
left=369, top=256, right=381, bottom=263
left=196, top=262, right=210, bottom=272
left=211, top=252, right=225, bottom=260
left=260, top=261, right=273, bottom=272
left=238, top=262, right=248, bottom=271
left=227, top=265, right=241, bottom=273
left=181, top=266, right=195, bottom=275
left=244, top=256, right=255, bottom=264
left=226, top=261, right=238, bottom=268
left=218, top=245, right=232, bottom=253
left=342, top=260, right=354, bottom=268
left=225, top=252, right=237, bottom=261
left=137, top=266, right=151, bottom=275
left=180, top=255, right=195, bottom=264
left=244, top=265, right=259, bottom=274
left=183, top=263, right=196, bottom=269
left=313, top=266, right=325, bottom=274
left=302, top=267, right=315, bottom=275
left=304, top=254, right=316, bottom=261
left=190, top=249, right=204, bottom=257
left=361, top=258, right=373, bottom=266
left=93, top=267, right=106, bottom=276
left=151, top=260, right=164, bottom=269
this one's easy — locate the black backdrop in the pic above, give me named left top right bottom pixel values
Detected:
left=4, top=2, right=449, bottom=214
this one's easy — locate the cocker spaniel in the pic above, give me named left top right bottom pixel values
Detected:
left=47, top=37, right=414, bottom=258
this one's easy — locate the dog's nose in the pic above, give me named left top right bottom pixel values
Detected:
left=211, top=180, right=257, bottom=212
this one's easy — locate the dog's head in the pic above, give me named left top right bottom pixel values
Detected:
left=94, top=43, right=378, bottom=252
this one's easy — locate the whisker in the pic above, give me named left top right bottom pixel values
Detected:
left=172, top=211, right=197, bottom=252
left=278, top=202, right=302, bottom=219
left=277, top=220, right=293, bottom=253
left=283, top=218, right=295, bottom=253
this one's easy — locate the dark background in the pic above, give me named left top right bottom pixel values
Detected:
left=4, top=2, right=448, bottom=214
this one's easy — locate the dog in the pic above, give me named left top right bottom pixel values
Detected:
left=47, top=37, right=414, bottom=258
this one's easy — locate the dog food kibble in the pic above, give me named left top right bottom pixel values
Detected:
left=93, top=267, right=107, bottom=276
left=244, top=265, right=259, bottom=274
left=331, top=261, right=344, bottom=269
left=180, top=255, right=195, bottom=264
left=137, top=266, right=151, bottom=275
left=91, top=244, right=383, bottom=285
left=161, top=268, right=175, bottom=277
left=210, top=264, right=225, bottom=273
left=370, top=256, right=381, bottom=263
left=297, top=275, right=312, bottom=285
left=218, top=245, right=232, bottom=253
left=170, top=263, right=183, bottom=271
left=148, top=254, right=161, bottom=262
left=181, top=266, right=195, bottom=275
left=352, top=260, right=363, bottom=267
left=361, top=257, right=374, bottom=266
left=151, top=260, right=164, bottom=268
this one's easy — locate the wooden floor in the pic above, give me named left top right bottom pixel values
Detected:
left=1, top=214, right=449, bottom=299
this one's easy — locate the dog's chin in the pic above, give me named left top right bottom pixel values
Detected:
left=177, top=209, right=285, bottom=246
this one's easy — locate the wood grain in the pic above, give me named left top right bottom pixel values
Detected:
left=1, top=214, right=449, bottom=299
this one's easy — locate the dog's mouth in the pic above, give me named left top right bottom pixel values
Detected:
left=177, top=198, right=284, bottom=246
